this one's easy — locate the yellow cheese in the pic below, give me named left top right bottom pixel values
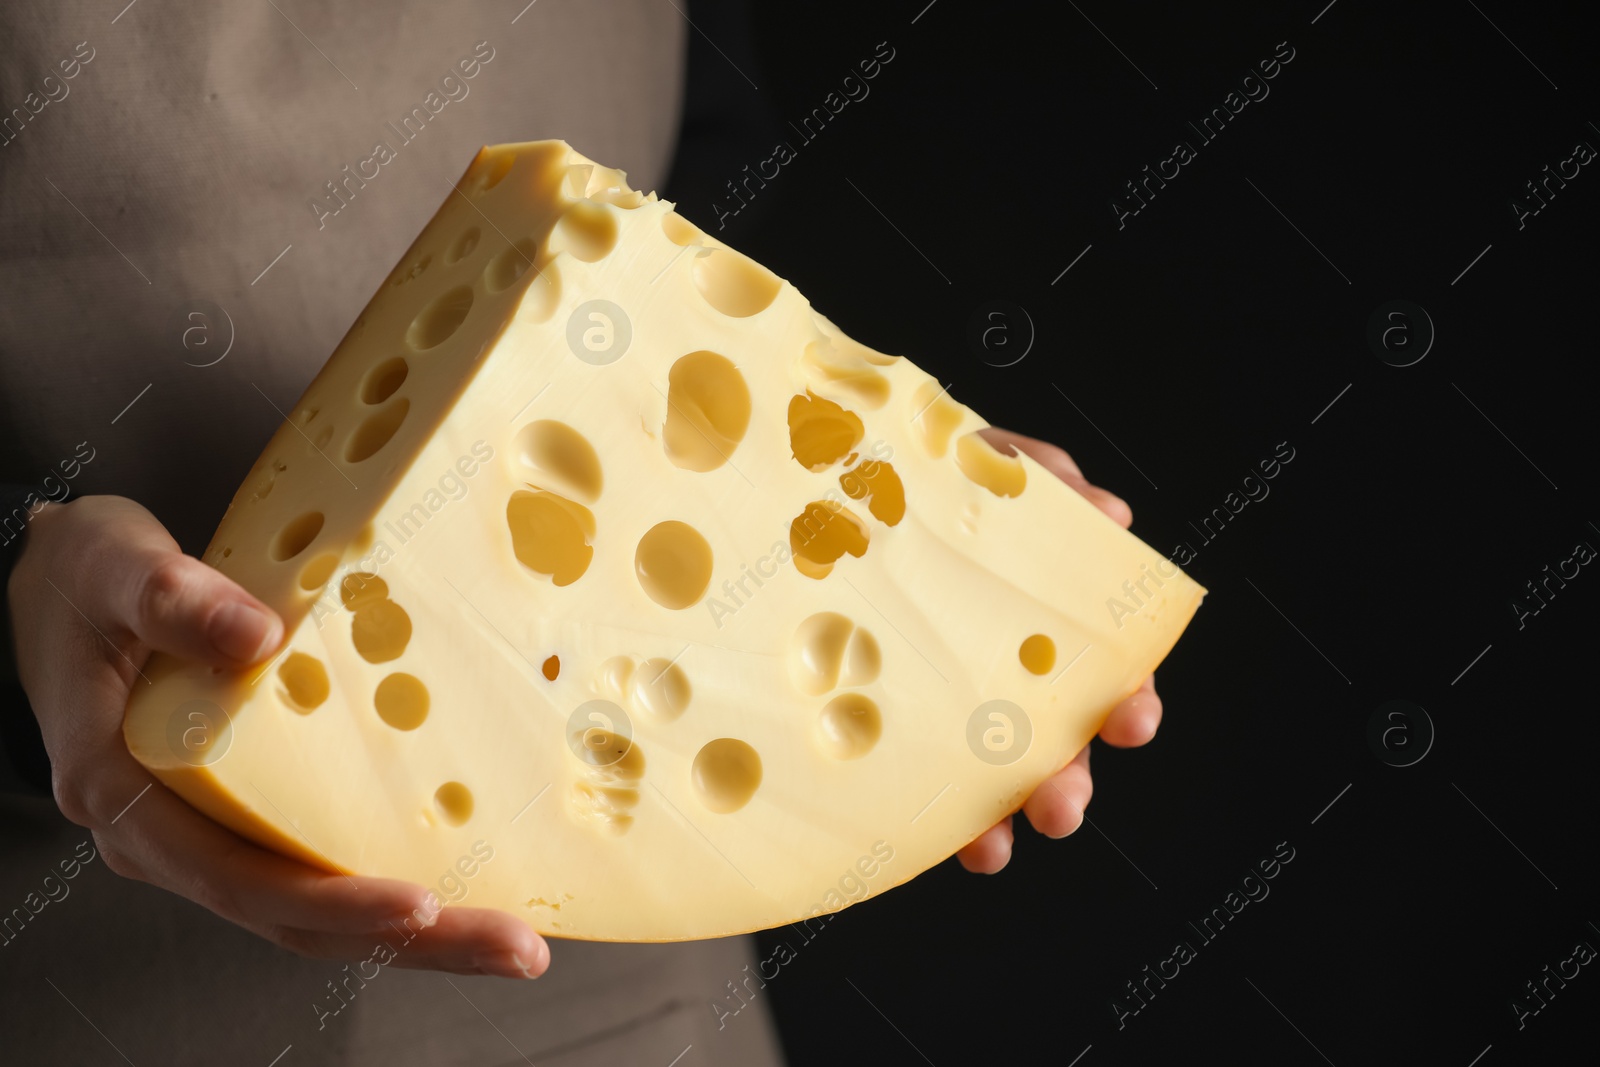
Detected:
left=123, top=141, right=1204, bottom=941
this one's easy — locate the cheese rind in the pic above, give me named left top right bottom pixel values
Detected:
left=123, top=142, right=1204, bottom=941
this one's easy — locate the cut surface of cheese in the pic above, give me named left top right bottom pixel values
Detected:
left=123, top=141, right=1204, bottom=942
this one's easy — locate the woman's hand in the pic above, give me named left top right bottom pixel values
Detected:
left=7, top=496, right=548, bottom=978
left=957, top=430, right=1164, bottom=874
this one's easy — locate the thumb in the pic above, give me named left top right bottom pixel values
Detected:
left=100, top=509, right=283, bottom=667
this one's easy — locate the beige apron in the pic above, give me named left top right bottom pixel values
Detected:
left=0, top=3, right=783, bottom=1062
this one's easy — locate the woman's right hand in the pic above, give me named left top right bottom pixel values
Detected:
left=6, top=495, right=548, bottom=978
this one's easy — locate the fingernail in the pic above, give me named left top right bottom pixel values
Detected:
left=473, top=950, right=535, bottom=979
left=209, top=602, right=279, bottom=662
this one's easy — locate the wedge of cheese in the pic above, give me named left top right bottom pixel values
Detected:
left=124, top=141, right=1204, bottom=942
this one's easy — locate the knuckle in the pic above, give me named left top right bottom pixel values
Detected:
left=134, top=557, right=194, bottom=632
left=183, top=866, right=243, bottom=923
left=50, top=771, right=92, bottom=827
left=93, top=836, right=143, bottom=882
left=1035, top=440, right=1072, bottom=467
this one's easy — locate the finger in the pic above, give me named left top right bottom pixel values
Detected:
left=38, top=656, right=423, bottom=931
left=120, top=552, right=282, bottom=666
left=1075, top=484, right=1134, bottom=529
left=978, top=428, right=1133, bottom=527
left=957, top=814, right=1013, bottom=874
left=270, top=908, right=549, bottom=979
left=389, top=908, right=549, bottom=978
left=1098, top=674, right=1162, bottom=748
left=120, top=782, right=438, bottom=932
left=76, top=499, right=282, bottom=666
left=1022, top=745, right=1092, bottom=839
left=40, top=654, right=434, bottom=936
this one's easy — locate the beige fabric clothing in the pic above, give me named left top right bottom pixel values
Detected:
left=0, top=0, right=681, bottom=553
left=0, top=2, right=784, bottom=1063
left=1, top=794, right=785, bottom=1065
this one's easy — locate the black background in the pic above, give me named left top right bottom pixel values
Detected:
left=666, top=1, right=1599, bottom=1064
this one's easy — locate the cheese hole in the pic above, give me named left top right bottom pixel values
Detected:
left=406, top=286, right=473, bottom=351
left=789, top=500, right=870, bottom=580
left=956, top=432, right=1027, bottom=498
left=515, top=420, right=603, bottom=503
left=352, top=599, right=412, bottom=664
left=271, top=511, right=324, bottom=562
left=630, top=658, right=691, bottom=721
left=691, top=739, right=762, bottom=814
left=841, top=629, right=882, bottom=687
left=911, top=380, right=963, bottom=458
left=390, top=254, right=430, bottom=287
left=789, top=613, right=882, bottom=695
left=506, top=490, right=595, bottom=586
left=1020, top=634, right=1056, bottom=675
left=662, top=211, right=704, bottom=246
left=840, top=458, right=906, bottom=526
left=277, top=652, right=329, bottom=713
left=570, top=782, right=638, bottom=835
left=817, top=694, right=882, bottom=761
left=568, top=163, right=639, bottom=207
left=298, top=553, right=338, bottom=592
left=563, top=163, right=594, bottom=198
left=635, top=521, right=713, bottom=610
left=313, top=425, right=334, bottom=449
left=791, top=612, right=847, bottom=695
left=662, top=351, right=751, bottom=472
left=572, top=729, right=645, bottom=780
left=340, top=572, right=388, bottom=610
left=361, top=358, right=409, bottom=404
left=573, top=783, right=637, bottom=807
left=345, top=398, right=409, bottom=463
left=515, top=264, right=561, bottom=323
left=446, top=227, right=480, bottom=265
left=485, top=237, right=538, bottom=293
left=542, top=655, right=560, bottom=681
left=787, top=392, right=864, bottom=472
left=550, top=201, right=618, bottom=262
left=249, top=463, right=281, bottom=502
left=692, top=248, right=780, bottom=317
left=375, top=673, right=429, bottom=731
left=801, top=339, right=891, bottom=410
left=474, top=152, right=514, bottom=194
left=595, top=187, right=645, bottom=210
left=597, top=655, right=635, bottom=700
left=434, top=782, right=474, bottom=826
